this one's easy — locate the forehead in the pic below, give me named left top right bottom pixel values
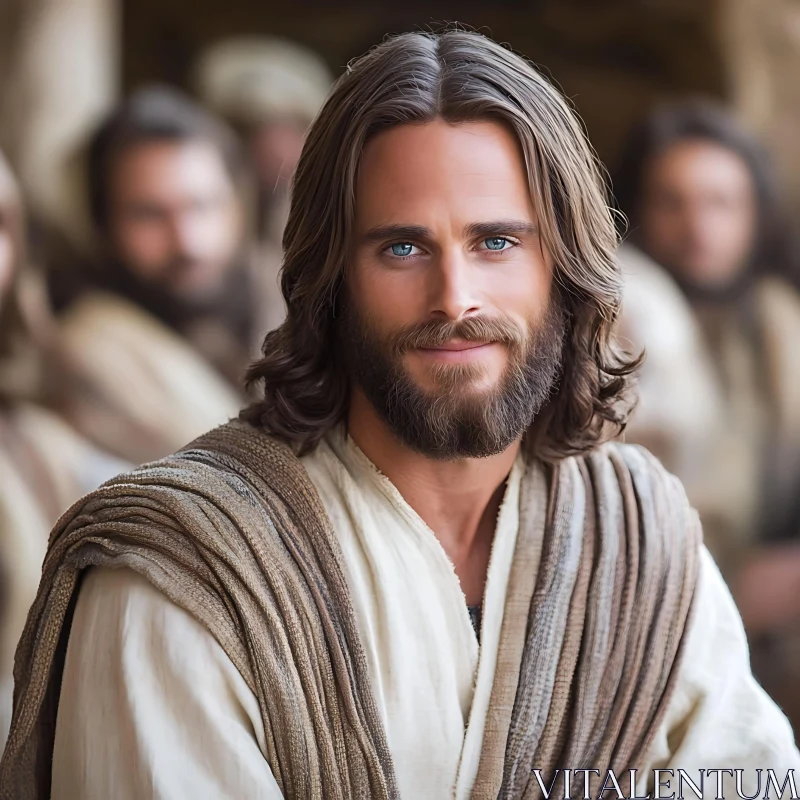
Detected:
left=355, top=119, right=535, bottom=228
left=646, top=139, right=754, bottom=194
left=111, top=140, right=231, bottom=198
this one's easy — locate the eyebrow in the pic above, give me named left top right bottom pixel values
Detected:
left=361, top=224, right=430, bottom=244
left=465, top=219, right=539, bottom=238
left=361, top=219, right=539, bottom=244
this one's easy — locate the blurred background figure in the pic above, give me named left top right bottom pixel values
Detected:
left=615, top=99, right=800, bottom=729
left=47, top=87, right=259, bottom=464
left=616, top=241, right=725, bottom=502
left=194, top=36, right=332, bottom=251
left=0, top=151, right=125, bottom=745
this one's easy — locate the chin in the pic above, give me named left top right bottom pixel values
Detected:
left=416, top=357, right=486, bottom=377
left=414, top=372, right=503, bottom=400
left=408, top=358, right=504, bottom=389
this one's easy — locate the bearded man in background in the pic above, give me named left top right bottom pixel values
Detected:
left=48, top=87, right=273, bottom=463
left=3, top=30, right=798, bottom=800
left=616, top=100, right=800, bottom=731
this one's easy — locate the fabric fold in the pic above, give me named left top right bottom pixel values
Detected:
left=0, top=422, right=700, bottom=800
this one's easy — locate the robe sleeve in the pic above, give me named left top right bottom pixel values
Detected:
left=641, top=546, right=800, bottom=791
left=52, top=567, right=284, bottom=800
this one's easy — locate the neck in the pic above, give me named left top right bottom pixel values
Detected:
left=347, top=389, right=519, bottom=601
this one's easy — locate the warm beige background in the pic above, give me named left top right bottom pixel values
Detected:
left=2, top=0, right=800, bottom=225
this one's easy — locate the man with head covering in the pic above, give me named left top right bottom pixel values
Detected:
left=3, top=31, right=798, bottom=800
left=50, top=87, right=259, bottom=464
left=195, top=36, right=332, bottom=247
left=615, top=98, right=800, bottom=730
left=0, top=151, right=126, bottom=746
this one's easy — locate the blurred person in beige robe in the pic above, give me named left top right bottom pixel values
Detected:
left=195, top=36, right=332, bottom=253
left=195, top=38, right=331, bottom=335
left=615, top=99, right=800, bottom=731
left=0, top=152, right=126, bottom=745
left=616, top=243, right=748, bottom=563
left=47, top=87, right=268, bottom=465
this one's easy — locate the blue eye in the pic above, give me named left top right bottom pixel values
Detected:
left=390, top=242, right=415, bottom=257
left=484, top=237, right=510, bottom=251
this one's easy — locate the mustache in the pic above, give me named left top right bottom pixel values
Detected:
left=387, top=315, right=527, bottom=354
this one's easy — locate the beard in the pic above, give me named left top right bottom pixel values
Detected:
left=667, top=261, right=758, bottom=306
left=104, top=252, right=256, bottom=348
left=338, top=296, right=566, bottom=460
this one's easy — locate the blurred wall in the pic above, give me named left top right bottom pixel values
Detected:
left=121, top=0, right=726, bottom=176
left=722, top=0, right=800, bottom=212
left=5, top=0, right=800, bottom=227
left=0, top=0, right=120, bottom=238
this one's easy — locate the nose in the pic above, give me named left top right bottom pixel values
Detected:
left=429, top=248, right=482, bottom=321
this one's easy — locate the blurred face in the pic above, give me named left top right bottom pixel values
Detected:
left=342, top=119, right=564, bottom=459
left=639, top=138, right=758, bottom=290
left=108, top=140, right=243, bottom=303
left=250, top=119, right=307, bottom=191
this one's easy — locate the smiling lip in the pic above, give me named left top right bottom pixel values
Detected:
left=414, top=340, right=498, bottom=362
left=420, top=340, right=492, bottom=352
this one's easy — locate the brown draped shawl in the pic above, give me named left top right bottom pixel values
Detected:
left=0, top=421, right=700, bottom=799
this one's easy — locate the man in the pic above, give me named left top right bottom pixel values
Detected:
left=51, top=87, right=272, bottom=463
left=3, top=31, right=798, bottom=800
left=0, top=151, right=126, bottom=747
left=615, top=100, right=800, bottom=728
left=194, top=36, right=332, bottom=248
left=615, top=244, right=724, bottom=491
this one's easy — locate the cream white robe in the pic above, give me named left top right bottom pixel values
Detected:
left=0, top=404, right=128, bottom=748
left=51, top=430, right=800, bottom=799
left=57, top=292, right=241, bottom=464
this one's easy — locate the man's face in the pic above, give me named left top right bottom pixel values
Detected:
left=107, top=140, right=243, bottom=304
left=250, top=119, right=307, bottom=193
left=343, top=119, right=563, bottom=459
left=639, top=138, right=758, bottom=291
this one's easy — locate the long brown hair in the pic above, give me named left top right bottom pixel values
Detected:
left=243, top=29, right=639, bottom=460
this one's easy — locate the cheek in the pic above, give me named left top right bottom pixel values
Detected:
left=487, top=254, right=553, bottom=323
left=730, top=208, right=758, bottom=248
left=348, top=262, right=428, bottom=328
left=208, top=207, right=241, bottom=254
left=115, top=220, right=170, bottom=270
left=185, top=203, right=241, bottom=261
left=712, top=215, right=757, bottom=271
left=643, top=209, right=682, bottom=244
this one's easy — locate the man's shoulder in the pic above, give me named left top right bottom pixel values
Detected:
left=77, top=565, right=216, bottom=638
left=60, top=291, right=161, bottom=335
left=565, top=440, right=699, bottom=532
left=57, top=291, right=183, bottom=364
left=56, top=291, right=241, bottom=426
left=574, top=439, right=680, bottom=485
left=757, top=276, right=800, bottom=339
left=80, top=564, right=170, bottom=616
left=90, top=421, right=306, bottom=509
left=57, top=290, right=226, bottom=370
left=69, top=564, right=252, bottom=695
